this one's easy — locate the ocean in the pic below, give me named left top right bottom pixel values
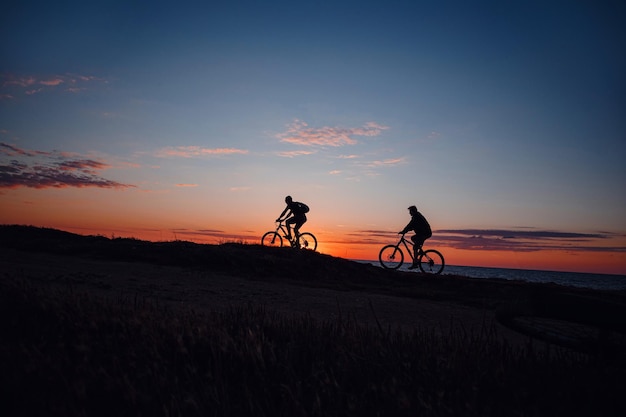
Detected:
left=357, top=261, right=626, bottom=291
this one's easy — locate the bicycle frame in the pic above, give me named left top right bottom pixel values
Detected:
left=272, top=221, right=298, bottom=241
left=395, top=235, right=424, bottom=261
left=379, top=233, right=445, bottom=274
left=262, top=220, right=318, bottom=251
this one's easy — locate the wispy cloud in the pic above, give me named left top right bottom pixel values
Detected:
left=1, top=142, right=49, bottom=157
left=277, top=119, right=389, bottom=147
left=39, top=78, right=64, bottom=87
left=366, top=157, right=406, bottom=167
left=175, top=183, right=198, bottom=187
left=229, top=186, right=251, bottom=192
left=427, top=131, right=442, bottom=140
left=431, top=229, right=625, bottom=253
left=344, top=228, right=626, bottom=254
left=277, top=150, right=316, bottom=158
left=155, top=146, right=249, bottom=158
left=0, top=142, right=133, bottom=189
left=437, top=229, right=609, bottom=240
left=1, top=73, right=105, bottom=97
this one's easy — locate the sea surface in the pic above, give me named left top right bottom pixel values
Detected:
left=357, top=261, right=626, bottom=291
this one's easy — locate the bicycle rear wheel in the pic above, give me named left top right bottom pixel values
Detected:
left=296, top=232, right=317, bottom=250
left=379, top=245, right=404, bottom=269
left=261, top=231, right=283, bottom=247
left=418, top=249, right=445, bottom=274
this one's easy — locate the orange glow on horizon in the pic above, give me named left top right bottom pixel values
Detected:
left=329, top=244, right=626, bottom=276
left=2, top=214, right=625, bottom=276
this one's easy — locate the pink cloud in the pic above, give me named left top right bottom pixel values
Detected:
left=277, top=150, right=316, bottom=158
left=40, top=78, right=64, bottom=86
left=367, top=157, right=406, bottom=167
left=155, top=146, right=249, bottom=158
left=1, top=73, right=105, bottom=97
left=2, top=76, right=37, bottom=87
left=277, top=119, right=389, bottom=147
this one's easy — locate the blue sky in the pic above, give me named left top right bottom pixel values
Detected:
left=1, top=0, right=625, bottom=273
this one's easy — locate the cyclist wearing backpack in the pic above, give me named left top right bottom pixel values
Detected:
left=276, top=195, right=309, bottom=240
left=399, top=205, right=432, bottom=269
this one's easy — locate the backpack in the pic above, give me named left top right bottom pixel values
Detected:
left=295, top=202, right=310, bottom=214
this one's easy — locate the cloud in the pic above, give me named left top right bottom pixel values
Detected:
left=1, top=142, right=49, bottom=157
left=427, top=131, right=442, bottom=140
left=175, top=183, right=198, bottom=187
left=1, top=73, right=106, bottom=97
left=432, top=229, right=624, bottom=253
left=437, top=229, right=608, bottom=240
left=277, top=119, right=389, bottom=147
left=229, top=186, right=250, bottom=192
left=2, top=76, right=37, bottom=88
left=277, top=150, right=316, bottom=158
left=0, top=142, right=133, bottom=189
left=39, top=78, right=64, bottom=87
left=366, top=157, right=406, bottom=167
left=346, top=228, right=626, bottom=253
left=155, top=146, right=249, bottom=158
left=57, top=159, right=110, bottom=173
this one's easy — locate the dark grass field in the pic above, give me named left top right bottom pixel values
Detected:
left=1, top=225, right=625, bottom=416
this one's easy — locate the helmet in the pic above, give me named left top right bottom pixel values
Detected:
left=285, top=195, right=293, bottom=203
left=408, top=205, right=418, bottom=213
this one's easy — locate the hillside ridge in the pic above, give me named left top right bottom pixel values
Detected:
left=3, top=224, right=625, bottom=309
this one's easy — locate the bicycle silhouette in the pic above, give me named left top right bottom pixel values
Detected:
left=261, top=219, right=318, bottom=250
left=379, top=233, right=445, bottom=274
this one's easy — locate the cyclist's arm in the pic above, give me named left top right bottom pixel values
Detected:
left=276, top=206, right=290, bottom=221
left=399, top=221, right=413, bottom=234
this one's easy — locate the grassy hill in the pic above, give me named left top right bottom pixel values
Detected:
left=3, top=224, right=623, bottom=308
left=1, top=225, right=625, bottom=416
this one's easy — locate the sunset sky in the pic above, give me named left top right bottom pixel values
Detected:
left=2, top=0, right=625, bottom=275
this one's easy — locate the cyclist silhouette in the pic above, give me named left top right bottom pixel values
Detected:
left=399, top=205, right=432, bottom=269
left=276, top=195, right=309, bottom=240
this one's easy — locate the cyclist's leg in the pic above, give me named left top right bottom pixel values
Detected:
left=294, top=215, right=306, bottom=237
left=410, top=235, right=425, bottom=268
left=285, top=217, right=296, bottom=238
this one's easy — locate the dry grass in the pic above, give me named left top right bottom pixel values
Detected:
left=2, top=277, right=624, bottom=417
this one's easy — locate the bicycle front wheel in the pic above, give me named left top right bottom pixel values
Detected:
left=379, top=245, right=404, bottom=269
left=261, top=231, right=283, bottom=247
left=418, top=249, right=445, bottom=274
left=297, top=232, right=317, bottom=251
